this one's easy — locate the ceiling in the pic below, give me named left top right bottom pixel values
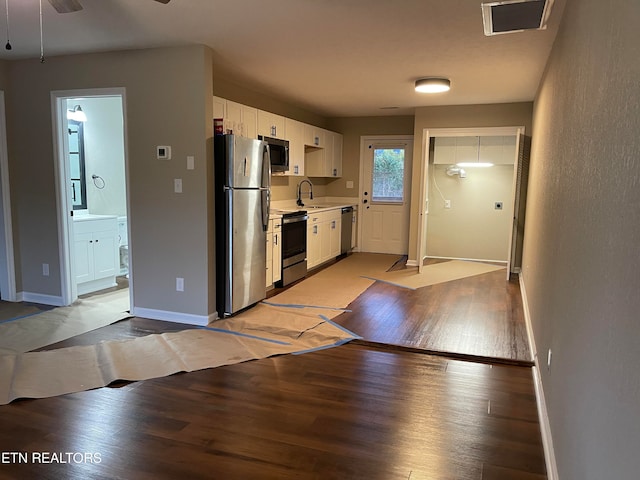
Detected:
left=0, top=0, right=566, bottom=117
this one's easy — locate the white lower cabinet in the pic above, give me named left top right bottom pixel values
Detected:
left=266, top=220, right=273, bottom=287
left=272, top=218, right=282, bottom=284
left=74, top=216, right=119, bottom=295
left=266, top=217, right=282, bottom=287
left=307, top=209, right=342, bottom=270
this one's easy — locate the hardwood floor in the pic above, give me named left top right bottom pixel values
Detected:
left=335, top=264, right=532, bottom=365
left=0, top=343, right=545, bottom=480
left=0, top=261, right=547, bottom=479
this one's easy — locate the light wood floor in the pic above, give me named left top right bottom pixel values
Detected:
left=0, top=258, right=546, bottom=479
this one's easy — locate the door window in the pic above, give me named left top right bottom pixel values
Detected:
left=372, top=147, right=405, bottom=203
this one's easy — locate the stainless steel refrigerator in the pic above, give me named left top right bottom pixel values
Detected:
left=214, top=134, right=271, bottom=317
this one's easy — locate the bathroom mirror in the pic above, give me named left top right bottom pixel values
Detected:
left=68, top=119, right=87, bottom=210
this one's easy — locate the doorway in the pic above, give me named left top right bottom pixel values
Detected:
left=359, top=136, right=413, bottom=255
left=416, top=127, right=525, bottom=277
left=52, top=88, right=131, bottom=308
left=0, top=92, right=15, bottom=301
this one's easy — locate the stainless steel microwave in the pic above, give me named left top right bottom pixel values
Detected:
left=259, top=135, right=289, bottom=173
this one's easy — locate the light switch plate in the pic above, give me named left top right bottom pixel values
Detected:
left=187, top=155, right=195, bottom=170
left=174, top=178, right=182, bottom=193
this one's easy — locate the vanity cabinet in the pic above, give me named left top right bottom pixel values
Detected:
left=74, top=216, right=119, bottom=295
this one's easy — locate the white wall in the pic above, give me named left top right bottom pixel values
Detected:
left=522, top=0, right=640, bottom=478
left=70, top=97, right=126, bottom=217
left=427, top=164, right=514, bottom=261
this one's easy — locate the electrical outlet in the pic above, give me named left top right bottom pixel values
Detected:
left=174, top=178, right=182, bottom=193
left=187, top=156, right=195, bottom=170
left=42, top=263, right=49, bottom=277
left=444, top=199, right=451, bottom=209
left=176, top=277, right=184, bottom=292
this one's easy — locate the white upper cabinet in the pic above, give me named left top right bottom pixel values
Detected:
left=258, top=110, right=285, bottom=139
left=213, top=96, right=257, bottom=138
left=329, top=130, right=343, bottom=178
left=285, top=118, right=305, bottom=176
left=304, top=124, right=325, bottom=148
left=307, top=129, right=342, bottom=178
left=479, top=136, right=517, bottom=165
left=434, top=135, right=517, bottom=165
left=214, top=96, right=342, bottom=177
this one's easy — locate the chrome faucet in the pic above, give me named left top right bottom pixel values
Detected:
left=296, top=179, right=313, bottom=207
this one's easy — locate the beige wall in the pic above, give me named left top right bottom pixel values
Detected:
left=427, top=165, right=514, bottom=261
left=326, top=116, right=415, bottom=198
left=6, top=45, right=215, bottom=318
left=407, top=103, right=533, bottom=262
left=522, top=0, right=640, bottom=478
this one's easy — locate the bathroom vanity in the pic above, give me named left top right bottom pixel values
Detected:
left=73, top=214, right=119, bottom=295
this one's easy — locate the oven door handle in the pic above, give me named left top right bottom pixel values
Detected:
left=282, top=215, right=308, bottom=224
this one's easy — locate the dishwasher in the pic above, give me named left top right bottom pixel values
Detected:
left=340, top=206, right=354, bottom=255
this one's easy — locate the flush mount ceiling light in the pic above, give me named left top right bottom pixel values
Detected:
left=415, top=78, right=451, bottom=93
left=67, top=105, right=87, bottom=122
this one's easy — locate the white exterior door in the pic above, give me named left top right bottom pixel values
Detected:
left=359, top=137, right=413, bottom=254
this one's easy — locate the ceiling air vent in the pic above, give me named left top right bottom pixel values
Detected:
left=481, top=0, right=554, bottom=36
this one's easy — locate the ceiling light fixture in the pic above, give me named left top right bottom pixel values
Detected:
left=67, top=105, right=87, bottom=122
left=415, top=78, right=451, bottom=93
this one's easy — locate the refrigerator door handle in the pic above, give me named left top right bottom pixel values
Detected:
left=261, top=143, right=271, bottom=231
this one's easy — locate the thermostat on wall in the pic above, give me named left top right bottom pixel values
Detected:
left=157, top=146, right=172, bottom=160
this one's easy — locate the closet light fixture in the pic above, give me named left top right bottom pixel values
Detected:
left=67, top=105, right=87, bottom=122
left=457, top=162, right=494, bottom=167
left=415, top=77, right=451, bottom=93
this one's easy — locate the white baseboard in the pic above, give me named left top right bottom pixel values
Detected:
left=405, top=259, right=419, bottom=267
left=131, top=306, right=215, bottom=327
left=18, top=291, right=65, bottom=306
left=519, top=274, right=559, bottom=480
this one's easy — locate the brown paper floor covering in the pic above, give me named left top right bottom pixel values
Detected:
left=0, top=254, right=400, bottom=404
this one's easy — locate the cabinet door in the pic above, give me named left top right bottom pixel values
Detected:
left=307, top=222, right=321, bottom=269
left=258, top=110, right=285, bottom=139
left=213, top=96, right=226, bottom=120
left=319, top=220, right=331, bottom=262
left=285, top=118, right=305, bottom=176
left=92, top=230, right=118, bottom=279
left=331, top=132, right=343, bottom=177
left=329, top=215, right=341, bottom=258
left=74, top=232, right=94, bottom=283
left=266, top=219, right=273, bottom=287
left=272, top=220, right=282, bottom=283
left=304, top=124, right=325, bottom=147
left=225, top=101, right=243, bottom=135
left=455, top=136, right=480, bottom=163
left=242, top=105, right=258, bottom=139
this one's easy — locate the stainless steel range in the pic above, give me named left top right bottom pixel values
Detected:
left=276, top=210, right=308, bottom=287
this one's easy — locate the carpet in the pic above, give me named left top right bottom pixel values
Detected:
left=363, top=260, right=506, bottom=290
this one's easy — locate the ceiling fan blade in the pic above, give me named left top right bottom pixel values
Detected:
left=154, top=0, right=171, bottom=4
left=48, top=0, right=83, bottom=14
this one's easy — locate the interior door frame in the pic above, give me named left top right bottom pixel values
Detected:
left=51, top=87, right=130, bottom=306
left=0, top=91, right=16, bottom=301
left=416, top=126, right=525, bottom=278
left=358, top=135, right=414, bottom=255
